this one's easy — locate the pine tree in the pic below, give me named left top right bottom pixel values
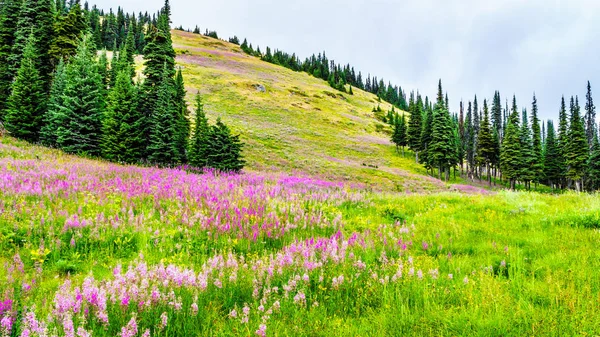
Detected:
left=101, top=69, right=144, bottom=163
left=205, top=118, right=245, bottom=172
left=4, top=32, right=46, bottom=142
left=147, top=66, right=177, bottom=166
left=543, top=120, right=561, bottom=189
left=585, top=81, right=596, bottom=149
left=0, top=0, right=23, bottom=117
left=40, top=59, right=67, bottom=146
left=189, top=93, right=210, bottom=168
left=587, top=130, right=600, bottom=191
left=10, top=0, right=55, bottom=90
left=530, top=94, right=544, bottom=186
left=476, top=100, right=495, bottom=185
left=173, top=69, right=190, bottom=164
left=566, top=96, right=588, bottom=191
left=501, top=96, right=522, bottom=190
left=429, top=80, right=454, bottom=181
left=56, top=34, right=105, bottom=155
left=519, top=108, right=535, bottom=189
left=392, top=113, right=407, bottom=156
left=407, top=93, right=423, bottom=162
left=49, top=0, right=87, bottom=63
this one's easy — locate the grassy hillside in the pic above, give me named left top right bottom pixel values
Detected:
left=170, top=30, right=446, bottom=192
left=2, top=137, right=600, bottom=335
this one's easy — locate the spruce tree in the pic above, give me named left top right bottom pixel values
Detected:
left=519, top=108, right=535, bottom=189
left=557, top=96, right=569, bottom=187
left=40, top=59, right=67, bottom=146
left=101, top=69, right=144, bottom=163
left=49, top=0, right=87, bottom=63
left=491, top=91, right=503, bottom=139
left=543, top=120, right=561, bottom=189
left=530, top=94, right=544, bottom=186
left=501, top=96, right=522, bottom=190
left=408, top=93, right=423, bottom=162
left=4, top=33, right=46, bottom=142
left=587, top=130, right=600, bottom=191
left=205, top=118, right=245, bottom=172
left=0, top=0, right=23, bottom=116
left=189, top=93, right=210, bottom=168
left=392, top=113, right=407, bottom=156
left=10, top=0, right=55, bottom=90
left=56, top=34, right=105, bottom=156
left=465, top=101, right=475, bottom=177
left=147, top=66, right=177, bottom=166
left=420, top=101, right=434, bottom=170
left=428, top=80, right=454, bottom=181
left=476, top=100, right=495, bottom=185
left=566, top=96, right=588, bottom=191
left=173, top=69, right=190, bottom=163
left=585, top=81, right=596, bottom=148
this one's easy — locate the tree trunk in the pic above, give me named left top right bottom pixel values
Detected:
left=415, top=151, right=419, bottom=163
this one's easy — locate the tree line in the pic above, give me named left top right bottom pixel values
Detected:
left=390, top=80, right=599, bottom=192
left=0, top=0, right=245, bottom=172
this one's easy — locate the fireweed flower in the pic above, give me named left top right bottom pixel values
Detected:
left=158, top=312, right=168, bottom=330
left=255, top=324, right=267, bottom=337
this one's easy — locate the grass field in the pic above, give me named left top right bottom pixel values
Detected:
left=169, top=30, right=450, bottom=193
left=2, top=136, right=600, bottom=336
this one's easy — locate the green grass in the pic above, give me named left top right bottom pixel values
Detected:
left=170, top=30, right=445, bottom=192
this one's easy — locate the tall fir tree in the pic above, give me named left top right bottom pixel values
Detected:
left=476, top=100, right=495, bottom=184
left=56, top=34, right=105, bottom=155
left=420, top=100, right=434, bottom=170
left=585, top=81, right=596, bottom=149
left=101, top=69, right=144, bottom=163
left=530, top=94, right=544, bottom=185
left=428, top=80, right=454, bottom=181
left=557, top=96, right=569, bottom=187
left=587, top=129, right=600, bottom=191
left=147, top=66, right=177, bottom=166
left=392, top=113, right=408, bottom=156
left=407, top=93, right=423, bottom=162
left=205, top=118, right=245, bottom=172
left=189, top=93, right=210, bottom=169
left=491, top=91, right=503, bottom=139
left=40, top=59, right=67, bottom=146
left=465, top=101, right=475, bottom=177
left=0, top=0, right=23, bottom=117
left=519, top=108, right=535, bottom=189
left=4, top=33, right=46, bottom=142
left=173, top=69, right=190, bottom=164
left=565, top=96, right=588, bottom=191
left=49, top=0, right=87, bottom=64
left=543, top=121, right=561, bottom=189
left=501, top=96, right=522, bottom=190
left=10, top=0, right=55, bottom=91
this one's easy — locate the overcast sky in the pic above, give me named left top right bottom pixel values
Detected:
left=95, top=0, right=600, bottom=120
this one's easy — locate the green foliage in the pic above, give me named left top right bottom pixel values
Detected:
left=407, top=93, right=423, bottom=156
left=0, top=0, right=23, bottom=116
left=587, top=132, right=600, bottom=190
left=543, top=121, right=561, bottom=187
left=519, top=109, right=535, bottom=185
left=476, top=100, right=495, bottom=170
left=391, top=113, right=407, bottom=155
left=49, top=0, right=87, bottom=63
left=40, top=59, right=67, bottom=146
left=501, top=96, right=522, bottom=188
left=189, top=93, right=209, bottom=168
left=530, top=95, right=544, bottom=184
left=147, top=67, right=177, bottom=166
left=428, top=80, right=454, bottom=179
left=4, top=33, right=46, bottom=142
left=173, top=69, right=190, bottom=164
left=565, top=97, right=588, bottom=188
left=56, top=34, right=105, bottom=156
left=205, top=118, right=245, bottom=172
left=101, top=70, right=144, bottom=163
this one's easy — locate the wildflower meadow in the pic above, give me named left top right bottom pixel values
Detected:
left=1, top=139, right=600, bottom=336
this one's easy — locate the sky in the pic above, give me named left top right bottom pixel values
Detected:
left=94, top=0, right=600, bottom=120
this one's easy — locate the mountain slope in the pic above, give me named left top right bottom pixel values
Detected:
left=171, top=30, right=445, bottom=192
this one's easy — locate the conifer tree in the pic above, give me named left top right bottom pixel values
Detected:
left=519, top=109, right=535, bottom=189
left=501, top=96, right=522, bottom=190
left=49, top=0, right=87, bottom=63
left=173, top=69, right=190, bottom=164
left=420, top=101, right=434, bottom=170
left=587, top=130, right=600, bottom=191
left=101, top=69, right=144, bottom=163
left=429, top=80, right=454, bottom=181
left=465, top=101, right=475, bottom=177
left=4, top=33, right=46, bottom=142
left=557, top=96, right=569, bottom=187
left=530, top=94, right=544, bottom=186
left=10, top=0, right=55, bottom=90
left=205, top=118, right=245, bottom=172
left=56, top=34, right=105, bottom=155
left=585, top=81, right=596, bottom=148
left=392, top=114, right=407, bottom=156
left=189, top=93, right=209, bottom=168
left=147, top=66, right=177, bottom=166
left=408, top=93, right=423, bottom=162
left=491, top=91, right=503, bottom=139
left=40, top=59, right=67, bottom=146
left=0, top=0, right=23, bottom=116
left=476, top=100, right=495, bottom=185
left=566, top=96, right=588, bottom=191
left=543, top=120, right=561, bottom=189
